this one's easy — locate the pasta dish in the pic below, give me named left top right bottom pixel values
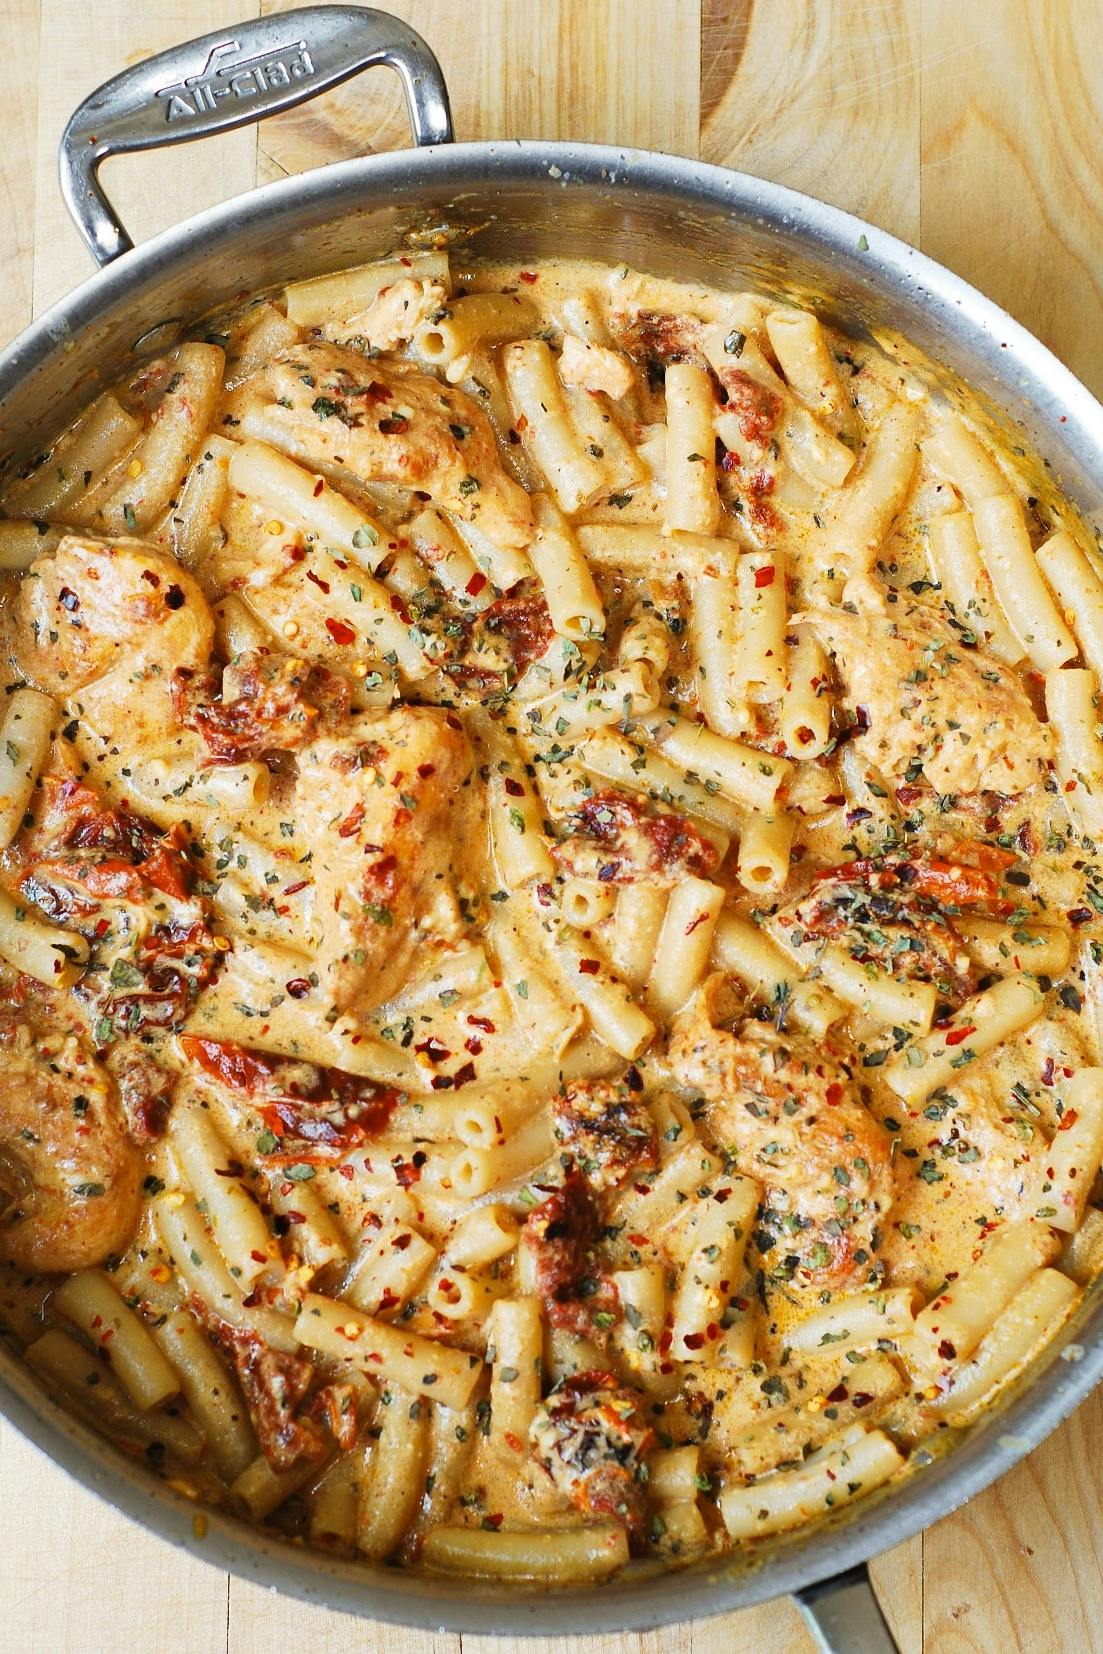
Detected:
left=0, top=251, right=1100, bottom=1582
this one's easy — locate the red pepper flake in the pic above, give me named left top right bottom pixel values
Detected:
left=452, top=1061, right=477, bottom=1089
left=377, top=1288, right=400, bottom=1312
left=578, top=958, right=600, bottom=975
left=503, top=777, right=524, bottom=797
left=306, top=569, right=331, bottom=594
left=483, top=1512, right=505, bottom=1530
left=414, top=1037, right=451, bottom=1064
left=720, top=449, right=741, bottom=473
left=282, top=879, right=310, bottom=896
left=325, top=617, right=357, bottom=645
left=943, top=1025, right=976, bottom=1047
left=938, top=1339, right=957, bottom=1361
left=684, top=912, right=709, bottom=935
left=826, top=1382, right=849, bottom=1403
left=466, top=570, right=488, bottom=596
left=312, top=479, right=325, bottom=497
left=464, top=1036, right=483, bottom=1055
left=285, top=977, right=311, bottom=1000
left=249, top=1249, right=268, bottom=1265
left=431, top=1075, right=454, bottom=1091
left=337, top=1164, right=355, bottom=1181
left=518, top=271, right=539, bottom=284
left=682, top=1330, right=706, bottom=1351
left=416, top=763, right=436, bottom=780
left=467, top=1014, right=495, bottom=1033
left=754, top=565, right=776, bottom=588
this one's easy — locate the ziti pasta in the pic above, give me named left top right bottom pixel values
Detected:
left=0, top=252, right=1098, bottom=1584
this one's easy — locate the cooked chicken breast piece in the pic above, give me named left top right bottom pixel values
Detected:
left=14, top=534, right=212, bottom=713
left=667, top=975, right=894, bottom=1287
left=809, top=587, right=1049, bottom=795
left=253, top=341, right=534, bottom=548
left=294, top=705, right=474, bottom=1014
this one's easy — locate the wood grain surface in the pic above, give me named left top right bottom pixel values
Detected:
left=1, top=3, right=1101, bottom=1650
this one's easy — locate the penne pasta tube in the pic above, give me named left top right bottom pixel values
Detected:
left=669, top=1178, right=758, bottom=1360
left=0, top=519, right=64, bottom=569
left=445, top=1205, right=520, bottom=1270
left=910, top=1220, right=1060, bottom=1368
left=647, top=876, right=726, bottom=1020
left=527, top=492, right=605, bottom=641
left=609, top=883, right=669, bottom=988
left=357, top=1388, right=430, bottom=1559
left=488, top=758, right=556, bottom=887
left=284, top=252, right=450, bottom=327
left=560, top=876, right=617, bottom=927
left=310, top=1444, right=365, bottom=1547
left=1036, top=529, right=1103, bottom=683
left=647, top=1445, right=701, bottom=1503
left=923, top=415, right=1007, bottom=507
left=549, top=924, right=656, bottom=1059
left=731, top=549, right=787, bottom=710
left=736, top=811, right=794, bottom=896
left=151, top=1308, right=257, bottom=1482
left=689, top=573, right=742, bottom=738
left=579, top=730, right=744, bottom=835
left=609, top=1139, right=722, bottom=1234
left=1059, top=1206, right=1103, bottom=1285
left=405, top=506, right=492, bottom=608
left=1037, top=1068, right=1103, bottom=1232
left=52, top=1270, right=180, bottom=1412
left=728, top=1354, right=904, bottom=1477
left=171, top=434, right=234, bottom=568
left=808, top=402, right=919, bottom=584
left=764, top=307, right=858, bottom=440
left=451, top=1111, right=556, bottom=1199
left=231, top=1451, right=324, bottom=1521
left=719, top=1427, right=904, bottom=1539
left=971, top=493, right=1076, bottom=671
left=154, top=1197, right=299, bottom=1354
left=955, top=915, right=1070, bottom=978
left=420, top=1523, right=629, bottom=1582
left=415, top=291, right=538, bottom=370
left=486, top=1297, right=543, bottom=1450
left=885, top=974, right=1048, bottom=1102
left=0, top=687, right=54, bottom=851
left=170, top=1106, right=276, bottom=1288
left=345, top=1221, right=437, bottom=1313
left=664, top=362, right=720, bottom=534
left=503, top=339, right=605, bottom=513
left=228, top=439, right=393, bottom=571
left=779, top=630, right=833, bottom=758
left=929, top=1269, right=1079, bottom=1421
left=809, top=943, right=937, bottom=1035
left=4, top=392, right=140, bottom=519
left=294, top=1293, right=483, bottom=1411
left=612, top=1264, right=667, bottom=1380
left=1046, top=667, right=1103, bottom=838
left=577, top=523, right=737, bottom=580
left=96, top=343, right=224, bottom=535
left=787, top=1287, right=920, bottom=1356
left=927, top=507, right=1023, bottom=664
left=269, top=1179, right=348, bottom=1276
left=710, top=911, right=846, bottom=1036
left=25, top=1330, right=203, bottom=1464
left=643, top=711, right=792, bottom=812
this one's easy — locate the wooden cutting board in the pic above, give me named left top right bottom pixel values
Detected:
left=1, top=4, right=1101, bottom=1650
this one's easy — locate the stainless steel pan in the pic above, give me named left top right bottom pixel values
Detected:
left=2, top=9, right=1102, bottom=1647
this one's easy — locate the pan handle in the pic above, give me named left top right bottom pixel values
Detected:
left=795, top=1563, right=901, bottom=1654
left=58, top=5, right=453, bottom=267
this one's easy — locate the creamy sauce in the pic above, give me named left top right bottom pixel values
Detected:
left=0, top=253, right=1100, bottom=1577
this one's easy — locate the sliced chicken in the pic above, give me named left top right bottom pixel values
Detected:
left=810, top=589, right=1049, bottom=795
left=324, top=276, right=447, bottom=351
left=253, top=341, right=534, bottom=548
left=294, top=705, right=474, bottom=1014
left=13, top=534, right=213, bottom=745
left=558, top=336, right=635, bottom=401
left=668, top=975, right=894, bottom=1287
left=0, top=998, right=142, bottom=1272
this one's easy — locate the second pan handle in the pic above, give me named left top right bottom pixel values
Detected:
left=795, top=1563, right=902, bottom=1654
left=59, top=5, right=453, bottom=267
